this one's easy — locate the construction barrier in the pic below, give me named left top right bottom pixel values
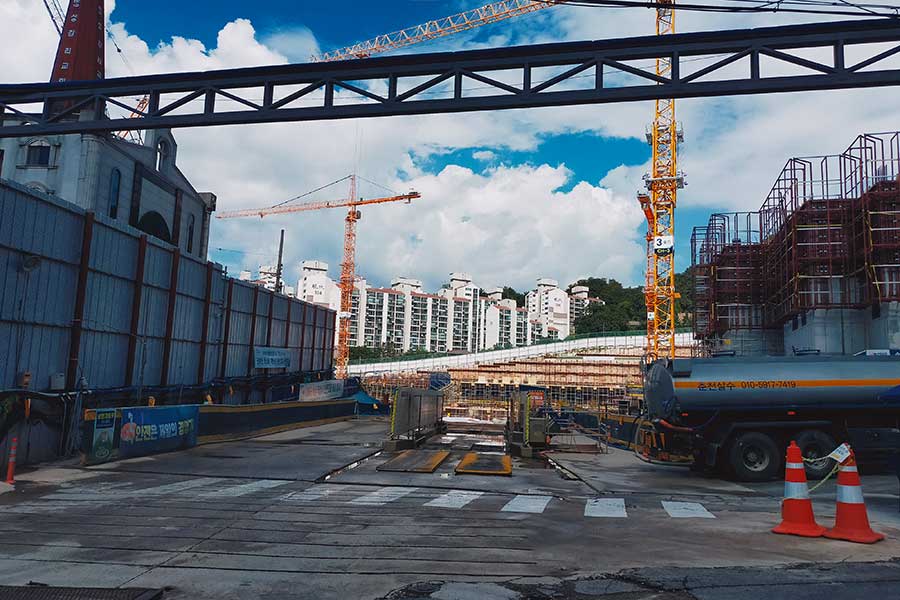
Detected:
left=82, top=394, right=356, bottom=464
left=772, top=441, right=826, bottom=537
left=390, top=388, right=445, bottom=441
left=824, top=449, right=886, bottom=544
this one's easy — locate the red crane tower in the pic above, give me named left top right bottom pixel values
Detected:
left=216, top=177, right=422, bottom=379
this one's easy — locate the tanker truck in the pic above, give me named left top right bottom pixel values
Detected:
left=643, top=355, right=900, bottom=481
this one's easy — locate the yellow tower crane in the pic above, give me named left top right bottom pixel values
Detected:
left=638, top=0, right=684, bottom=362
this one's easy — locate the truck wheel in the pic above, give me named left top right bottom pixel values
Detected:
left=794, top=430, right=837, bottom=480
left=728, top=431, right=782, bottom=482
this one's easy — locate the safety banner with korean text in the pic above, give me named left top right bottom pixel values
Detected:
left=118, top=405, right=199, bottom=458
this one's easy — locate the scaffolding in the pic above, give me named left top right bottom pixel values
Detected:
left=692, top=212, right=767, bottom=353
left=691, top=131, right=900, bottom=353
left=844, top=132, right=900, bottom=305
left=761, top=155, right=857, bottom=326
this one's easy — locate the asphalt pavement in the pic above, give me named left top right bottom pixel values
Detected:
left=0, top=417, right=898, bottom=599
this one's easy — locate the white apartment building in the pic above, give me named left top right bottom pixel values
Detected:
left=303, top=263, right=599, bottom=354
left=569, top=285, right=605, bottom=329
left=526, top=278, right=571, bottom=340
left=296, top=260, right=341, bottom=310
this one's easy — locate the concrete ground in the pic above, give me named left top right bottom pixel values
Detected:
left=1, top=416, right=898, bottom=599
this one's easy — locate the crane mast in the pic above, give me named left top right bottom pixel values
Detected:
left=337, top=176, right=360, bottom=380
left=640, top=0, right=683, bottom=362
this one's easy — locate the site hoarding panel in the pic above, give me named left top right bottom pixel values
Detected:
left=0, top=179, right=336, bottom=392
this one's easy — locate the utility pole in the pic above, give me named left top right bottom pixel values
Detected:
left=275, top=229, right=285, bottom=294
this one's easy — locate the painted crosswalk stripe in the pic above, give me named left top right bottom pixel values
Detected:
left=662, top=501, right=716, bottom=518
left=425, top=490, right=484, bottom=509
left=44, top=478, right=224, bottom=502
left=501, top=495, right=552, bottom=514
left=350, top=487, right=417, bottom=505
left=201, top=479, right=290, bottom=498
left=585, top=498, right=627, bottom=518
left=136, top=478, right=224, bottom=496
left=283, top=486, right=336, bottom=502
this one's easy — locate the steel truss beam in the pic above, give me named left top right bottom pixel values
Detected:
left=1, top=18, right=900, bottom=137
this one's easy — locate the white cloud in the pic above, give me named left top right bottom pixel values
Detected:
left=3, top=2, right=899, bottom=292
left=263, top=26, right=321, bottom=62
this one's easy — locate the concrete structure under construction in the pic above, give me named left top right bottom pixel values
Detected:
left=692, top=132, right=900, bottom=355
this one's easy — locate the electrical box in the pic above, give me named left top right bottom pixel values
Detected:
left=49, top=372, right=66, bottom=391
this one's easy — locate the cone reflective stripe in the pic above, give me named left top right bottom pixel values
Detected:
left=773, top=441, right=826, bottom=537
left=4, top=437, right=16, bottom=485
left=824, top=450, right=885, bottom=544
left=784, top=481, right=810, bottom=500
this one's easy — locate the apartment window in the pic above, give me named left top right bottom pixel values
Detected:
left=108, top=168, right=120, bottom=219
left=26, top=140, right=51, bottom=166
left=186, top=214, right=195, bottom=254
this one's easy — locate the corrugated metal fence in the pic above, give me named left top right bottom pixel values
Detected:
left=0, top=178, right=336, bottom=402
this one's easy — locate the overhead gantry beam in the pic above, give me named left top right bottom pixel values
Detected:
left=1, top=18, right=900, bottom=137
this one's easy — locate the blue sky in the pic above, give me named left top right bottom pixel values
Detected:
left=111, top=1, right=481, bottom=52
left=91, top=0, right=844, bottom=286
left=104, top=0, right=743, bottom=287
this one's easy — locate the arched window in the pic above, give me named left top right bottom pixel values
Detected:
left=136, top=211, right=172, bottom=243
left=108, top=168, right=121, bottom=219
left=156, top=139, right=169, bottom=171
left=186, top=214, right=196, bottom=254
left=26, top=140, right=51, bottom=167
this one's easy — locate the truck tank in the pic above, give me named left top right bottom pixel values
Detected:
left=645, top=355, right=900, bottom=422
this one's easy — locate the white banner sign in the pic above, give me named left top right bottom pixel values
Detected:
left=297, top=380, right=345, bottom=403
left=253, top=347, right=291, bottom=369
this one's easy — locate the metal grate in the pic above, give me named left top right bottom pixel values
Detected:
left=0, top=587, right=162, bottom=600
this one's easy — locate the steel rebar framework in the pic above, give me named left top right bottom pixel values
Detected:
left=692, top=131, right=900, bottom=348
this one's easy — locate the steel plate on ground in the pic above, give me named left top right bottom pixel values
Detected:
left=455, top=452, right=513, bottom=476
left=0, top=587, right=162, bottom=600
left=376, top=449, right=451, bottom=473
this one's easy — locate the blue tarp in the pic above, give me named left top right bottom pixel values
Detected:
left=354, top=390, right=390, bottom=415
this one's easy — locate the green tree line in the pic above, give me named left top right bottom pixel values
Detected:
left=568, top=268, right=694, bottom=335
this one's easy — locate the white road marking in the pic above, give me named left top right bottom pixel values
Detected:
left=501, top=495, right=552, bottom=514
left=662, top=501, right=716, bottom=518
left=282, top=486, right=337, bottom=502
left=350, top=486, right=417, bottom=505
left=135, top=478, right=225, bottom=496
left=425, top=490, right=484, bottom=509
left=585, top=498, right=628, bottom=518
left=201, top=479, right=290, bottom=498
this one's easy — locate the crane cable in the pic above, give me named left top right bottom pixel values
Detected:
left=537, top=0, right=900, bottom=17
left=269, top=175, right=354, bottom=209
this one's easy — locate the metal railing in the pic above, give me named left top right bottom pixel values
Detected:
left=349, top=330, right=694, bottom=374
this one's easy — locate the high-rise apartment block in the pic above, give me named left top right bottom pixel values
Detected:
left=294, top=262, right=605, bottom=353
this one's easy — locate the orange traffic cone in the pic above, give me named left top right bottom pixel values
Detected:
left=773, top=441, right=825, bottom=537
left=824, top=449, right=885, bottom=544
